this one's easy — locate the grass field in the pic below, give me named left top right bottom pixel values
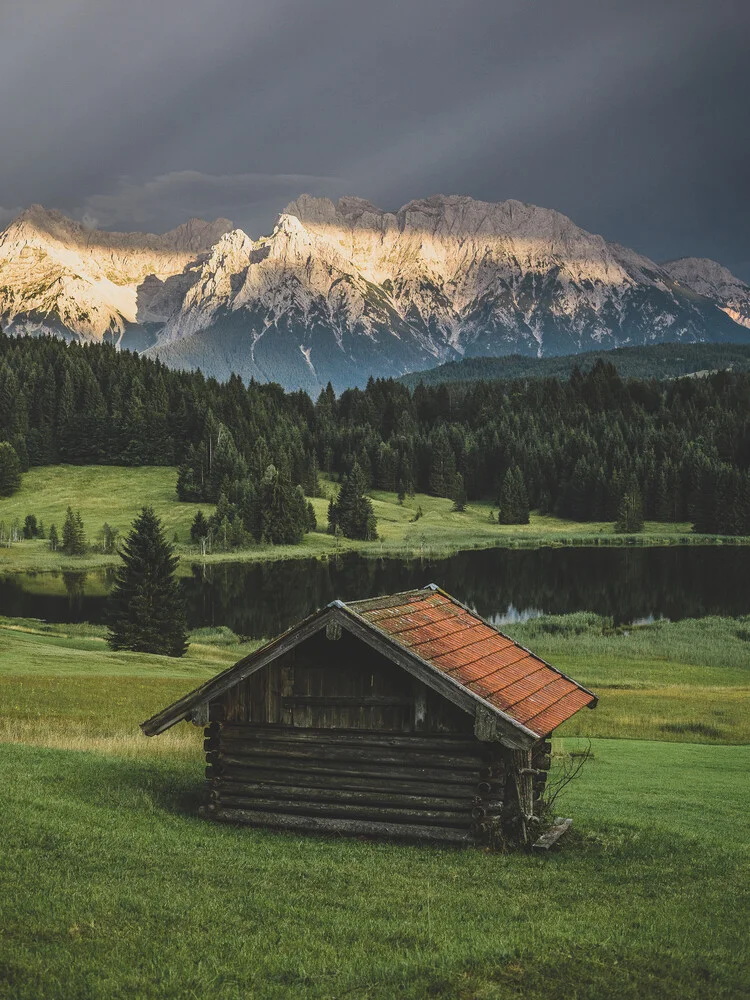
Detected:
left=1, top=615, right=748, bottom=998
left=1, top=741, right=748, bottom=999
left=0, top=464, right=723, bottom=574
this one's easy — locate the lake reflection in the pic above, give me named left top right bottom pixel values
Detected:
left=1, top=545, right=749, bottom=639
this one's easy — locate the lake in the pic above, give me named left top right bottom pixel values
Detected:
left=1, top=545, right=748, bottom=639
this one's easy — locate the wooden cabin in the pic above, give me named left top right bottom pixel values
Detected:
left=142, top=586, right=597, bottom=847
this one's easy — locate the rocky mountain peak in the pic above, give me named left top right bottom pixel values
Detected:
left=663, top=256, right=750, bottom=328
left=2, top=193, right=749, bottom=392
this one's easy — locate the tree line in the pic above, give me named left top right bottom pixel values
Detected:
left=1, top=330, right=750, bottom=535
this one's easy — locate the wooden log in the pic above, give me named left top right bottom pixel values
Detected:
left=479, top=763, right=506, bottom=780
left=210, top=806, right=475, bottom=844
left=475, top=778, right=505, bottom=796
left=215, top=752, right=479, bottom=786
left=211, top=795, right=471, bottom=826
left=210, top=779, right=472, bottom=811
left=532, top=817, right=573, bottom=852
left=212, top=764, right=475, bottom=799
left=218, top=726, right=482, bottom=754
left=215, top=739, right=482, bottom=770
left=471, top=801, right=504, bottom=820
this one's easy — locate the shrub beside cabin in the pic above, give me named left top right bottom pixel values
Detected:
left=142, top=586, right=597, bottom=847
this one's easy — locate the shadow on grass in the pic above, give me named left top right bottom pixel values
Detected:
left=6, top=743, right=205, bottom=819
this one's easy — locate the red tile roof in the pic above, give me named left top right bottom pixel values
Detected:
left=347, top=587, right=596, bottom=738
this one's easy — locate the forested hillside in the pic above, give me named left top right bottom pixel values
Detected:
left=399, top=343, right=750, bottom=388
left=1, top=332, right=749, bottom=534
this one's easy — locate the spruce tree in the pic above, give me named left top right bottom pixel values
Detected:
left=497, top=467, right=530, bottom=524
left=451, top=472, right=467, bottom=512
left=48, top=523, right=59, bottom=551
left=107, top=506, right=188, bottom=657
left=328, top=462, right=377, bottom=540
left=0, top=441, right=21, bottom=497
left=190, top=510, right=209, bottom=542
left=615, top=476, right=645, bottom=533
left=306, top=500, right=317, bottom=532
left=256, top=465, right=307, bottom=545
left=61, top=507, right=86, bottom=554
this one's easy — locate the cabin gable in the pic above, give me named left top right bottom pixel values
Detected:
left=213, top=629, right=474, bottom=735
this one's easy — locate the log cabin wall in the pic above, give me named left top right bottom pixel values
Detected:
left=201, top=631, right=552, bottom=845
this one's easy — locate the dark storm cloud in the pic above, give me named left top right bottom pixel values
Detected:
left=0, top=0, right=747, bottom=274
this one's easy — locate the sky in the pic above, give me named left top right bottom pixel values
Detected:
left=0, top=0, right=748, bottom=277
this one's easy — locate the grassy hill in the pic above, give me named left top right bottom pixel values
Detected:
left=399, top=342, right=750, bottom=389
left=0, top=465, right=708, bottom=574
left=0, top=615, right=748, bottom=999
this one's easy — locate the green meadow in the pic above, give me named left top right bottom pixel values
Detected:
left=0, top=463, right=726, bottom=575
left=1, top=613, right=748, bottom=997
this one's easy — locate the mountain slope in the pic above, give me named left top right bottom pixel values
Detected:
left=1, top=196, right=749, bottom=391
left=662, top=257, right=750, bottom=329
left=0, top=206, right=232, bottom=347
left=151, top=213, right=452, bottom=392
left=284, top=195, right=746, bottom=358
left=152, top=194, right=749, bottom=389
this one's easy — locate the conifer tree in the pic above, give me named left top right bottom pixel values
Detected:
left=306, top=501, right=317, bottom=532
left=615, top=475, right=645, bottom=533
left=107, top=506, right=188, bottom=657
left=256, top=465, right=308, bottom=545
left=328, top=462, right=377, bottom=540
left=451, top=472, right=467, bottom=512
left=497, top=466, right=530, bottom=524
left=61, top=507, right=86, bottom=554
left=190, top=510, right=209, bottom=542
left=48, top=523, right=59, bottom=551
left=0, top=441, right=21, bottom=497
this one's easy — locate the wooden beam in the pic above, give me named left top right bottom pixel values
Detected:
left=280, top=695, right=412, bottom=708
left=207, top=806, right=475, bottom=844
left=532, top=817, right=573, bottom=852
left=215, top=753, right=478, bottom=785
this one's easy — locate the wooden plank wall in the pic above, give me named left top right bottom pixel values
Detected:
left=215, top=630, right=474, bottom=735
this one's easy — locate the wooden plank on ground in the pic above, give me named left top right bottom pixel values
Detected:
left=532, top=817, right=572, bottom=852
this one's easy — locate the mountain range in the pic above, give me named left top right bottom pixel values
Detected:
left=1, top=195, right=749, bottom=391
